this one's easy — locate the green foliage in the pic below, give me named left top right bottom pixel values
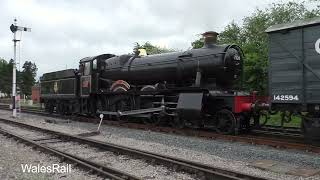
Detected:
left=219, top=22, right=244, bottom=46
left=0, top=59, right=13, bottom=96
left=191, top=38, right=204, bottom=49
left=262, top=113, right=301, bottom=128
left=133, top=42, right=174, bottom=55
left=0, top=58, right=37, bottom=97
left=191, top=1, right=320, bottom=94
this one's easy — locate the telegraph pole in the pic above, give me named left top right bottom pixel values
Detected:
left=10, top=19, right=31, bottom=118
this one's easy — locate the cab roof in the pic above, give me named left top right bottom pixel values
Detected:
left=79, top=53, right=115, bottom=63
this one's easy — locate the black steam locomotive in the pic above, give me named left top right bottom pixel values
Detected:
left=40, top=17, right=320, bottom=142
left=40, top=31, right=253, bottom=134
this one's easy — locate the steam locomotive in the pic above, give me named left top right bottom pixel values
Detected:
left=40, top=17, right=320, bottom=142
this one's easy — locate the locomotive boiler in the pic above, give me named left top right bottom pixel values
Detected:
left=100, top=31, right=242, bottom=90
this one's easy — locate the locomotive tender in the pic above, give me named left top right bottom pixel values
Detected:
left=40, top=17, right=320, bottom=142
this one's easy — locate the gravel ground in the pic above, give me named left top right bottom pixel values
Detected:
left=1, top=110, right=320, bottom=180
left=0, top=134, right=101, bottom=180
left=0, top=122, right=194, bottom=180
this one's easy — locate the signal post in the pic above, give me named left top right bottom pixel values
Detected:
left=10, top=19, right=31, bottom=118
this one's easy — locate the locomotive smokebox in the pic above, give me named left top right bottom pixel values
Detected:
left=202, top=31, right=219, bottom=48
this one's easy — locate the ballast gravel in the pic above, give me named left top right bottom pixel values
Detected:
left=0, top=122, right=194, bottom=180
left=0, top=109, right=320, bottom=180
left=0, top=133, right=101, bottom=180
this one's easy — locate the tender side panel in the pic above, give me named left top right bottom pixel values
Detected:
left=40, top=78, right=77, bottom=99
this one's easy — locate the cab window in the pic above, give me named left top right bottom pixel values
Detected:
left=84, top=62, right=90, bottom=75
left=92, top=59, right=97, bottom=70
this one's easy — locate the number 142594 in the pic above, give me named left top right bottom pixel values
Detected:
left=273, top=95, right=299, bottom=101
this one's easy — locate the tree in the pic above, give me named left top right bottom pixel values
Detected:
left=0, top=59, right=7, bottom=84
left=0, top=59, right=38, bottom=97
left=133, top=42, right=174, bottom=55
left=191, top=37, right=204, bottom=49
left=0, top=59, right=14, bottom=96
left=191, top=1, right=320, bottom=94
left=219, top=22, right=244, bottom=46
left=20, top=61, right=37, bottom=97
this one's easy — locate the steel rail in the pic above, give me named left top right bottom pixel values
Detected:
left=0, top=127, right=140, bottom=180
left=0, top=117, right=266, bottom=180
left=0, top=106, right=318, bottom=153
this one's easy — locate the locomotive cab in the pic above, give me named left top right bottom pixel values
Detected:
left=79, top=58, right=93, bottom=96
left=79, top=54, right=116, bottom=96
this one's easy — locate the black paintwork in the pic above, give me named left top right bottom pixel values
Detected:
left=40, top=69, right=78, bottom=98
left=40, top=69, right=76, bottom=81
left=101, top=44, right=243, bottom=89
left=177, top=93, right=204, bottom=121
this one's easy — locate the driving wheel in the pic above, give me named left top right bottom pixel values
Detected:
left=215, top=109, right=236, bottom=134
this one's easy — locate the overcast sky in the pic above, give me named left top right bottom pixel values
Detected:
left=0, top=0, right=294, bottom=78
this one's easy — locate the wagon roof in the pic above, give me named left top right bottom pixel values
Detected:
left=265, top=16, right=320, bottom=33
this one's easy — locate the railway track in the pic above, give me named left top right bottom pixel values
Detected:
left=73, top=117, right=320, bottom=153
left=0, top=117, right=267, bottom=180
left=0, top=125, right=139, bottom=179
left=0, top=105, right=319, bottom=154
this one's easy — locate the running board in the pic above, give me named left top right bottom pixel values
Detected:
left=97, top=107, right=164, bottom=117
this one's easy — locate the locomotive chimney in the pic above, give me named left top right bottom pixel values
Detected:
left=202, top=31, right=218, bottom=48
